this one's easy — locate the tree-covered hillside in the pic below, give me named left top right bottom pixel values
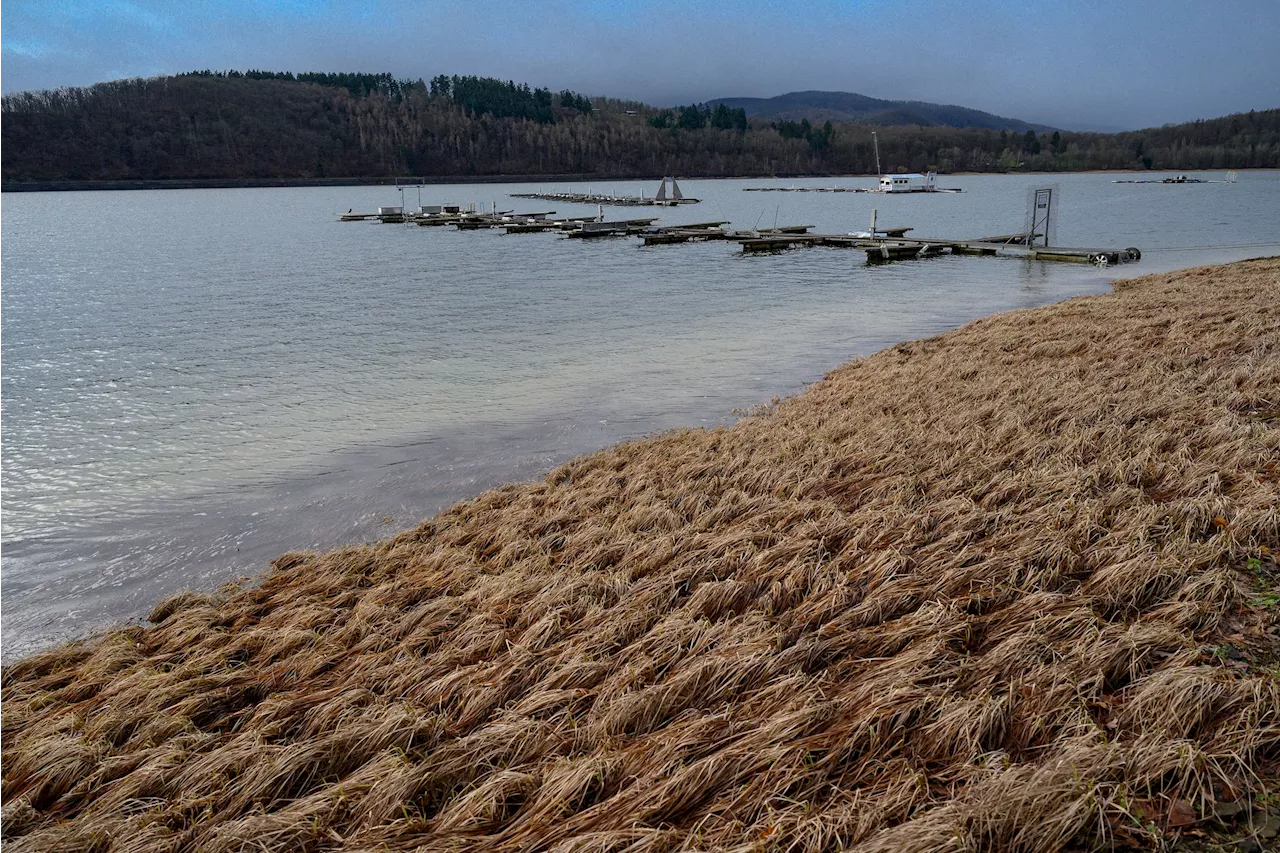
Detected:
left=2, top=72, right=1277, bottom=184
left=706, top=90, right=1054, bottom=132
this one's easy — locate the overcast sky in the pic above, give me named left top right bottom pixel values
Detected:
left=3, top=0, right=1278, bottom=131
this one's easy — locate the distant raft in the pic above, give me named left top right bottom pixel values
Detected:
left=512, top=176, right=700, bottom=207
left=1113, top=171, right=1238, bottom=184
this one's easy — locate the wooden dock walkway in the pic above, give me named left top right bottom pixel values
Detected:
left=865, top=239, right=1141, bottom=265
left=737, top=226, right=911, bottom=253
left=511, top=192, right=700, bottom=208
left=732, top=229, right=1139, bottom=266
left=504, top=216, right=598, bottom=234
left=743, top=187, right=871, bottom=193
left=640, top=224, right=814, bottom=246
left=452, top=211, right=557, bottom=230
left=512, top=177, right=700, bottom=208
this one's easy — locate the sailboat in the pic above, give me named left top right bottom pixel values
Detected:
left=653, top=176, right=697, bottom=205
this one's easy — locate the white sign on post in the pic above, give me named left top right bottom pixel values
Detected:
left=1026, top=186, right=1056, bottom=248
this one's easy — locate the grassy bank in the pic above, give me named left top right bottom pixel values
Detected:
left=3, top=259, right=1279, bottom=851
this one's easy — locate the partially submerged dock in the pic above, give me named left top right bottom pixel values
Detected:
left=864, top=237, right=1141, bottom=265
left=512, top=176, right=700, bottom=207
left=504, top=216, right=599, bottom=234
left=726, top=228, right=1139, bottom=267
left=564, top=218, right=661, bottom=238
left=737, top=226, right=913, bottom=254
left=743, top=186, right=871, bottom=193
left=452, top=211, right=557, bottom=230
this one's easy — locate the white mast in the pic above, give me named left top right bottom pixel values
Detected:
left=873, top=131, right=882, bottom=176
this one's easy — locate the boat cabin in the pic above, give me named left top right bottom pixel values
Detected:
left=878, top=172, right=938, bottom=193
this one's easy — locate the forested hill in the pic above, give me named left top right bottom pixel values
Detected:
left=2, top=71, right=1278, bottom=186
left=706, top=90, right=1053, bottom=132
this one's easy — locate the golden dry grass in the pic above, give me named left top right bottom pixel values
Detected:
left=4, top=258, right=1280, bottom=852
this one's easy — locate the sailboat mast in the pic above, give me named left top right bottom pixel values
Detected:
left=873, top=131, right=881, bottom=176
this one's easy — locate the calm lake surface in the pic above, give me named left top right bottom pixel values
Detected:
left=3, top=172, right=1278, bottom=659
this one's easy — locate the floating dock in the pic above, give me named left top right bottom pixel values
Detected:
left=513, top=176, right=699, bottom=207
left=564, top=218, right=661, bottom=238
left=741, top=185, right=962, bottom=194
left=504, top=216, right=599, bottom=234
left=452, top=211, right=556, bottom=230
left=743, top=186, right=872, bottom=193
left=1112, top=171, right=1237, bottom=185
left=865, top=238, right=1141, bottom=265
left=635, top=221, right=730, bottom=244
left=639, top=224, right=814, bottom=245
left=730, top=229, right=1139, bottom=267
left=736, top=226, right=911, bottom=253
left=744, top=173, right=961, bottom=194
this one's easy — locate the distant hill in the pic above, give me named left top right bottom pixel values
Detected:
left=708, top=90, right=1054, bottom=132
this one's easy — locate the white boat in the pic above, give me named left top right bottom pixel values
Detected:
left=877, top=172, right=940, bottom=193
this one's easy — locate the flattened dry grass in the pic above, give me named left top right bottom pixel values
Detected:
left=4, top=258, right=1280, bottom=852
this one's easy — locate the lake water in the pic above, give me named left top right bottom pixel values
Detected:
left=3, top=172, right=1278, bottom=659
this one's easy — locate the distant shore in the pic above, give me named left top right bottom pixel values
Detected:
left=3, top=167, right=1272, bottom=193
left=3, top=257, right=1277, bottom=849
left=1, top=174, right=667, bottom=193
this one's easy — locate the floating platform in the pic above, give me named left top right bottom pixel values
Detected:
left=503, top=216, right=599, bottom=234
left=736, top=226, right=911, bottom=254
left=512, top=192, right=699, bottom=207
left=742, top=186, right=963, bottom=194
left=744, top=182, right=962, bottom=194
left=743, top=186, right=872, bottom=193
left=866, top=239, right=1141, bottom=266
left=452, top=212, right=556, bottom=230
left=1112, top=172, right=1237, bottom=184
left=730, top=228, right=1139, bottom=267
left=740, top=234, right=866, bottom=253
left=415, top=214, right=467, bottom=227
left=635, top=221, right=730, bottom=245
left=514, top=176, right=699, bottom=207
left=564, top=218, right=661, bottom=239
left=639, top=224, right=813, bottom=246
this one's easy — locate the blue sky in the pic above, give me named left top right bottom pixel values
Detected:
left=3, top=0, right=1278, bottom=131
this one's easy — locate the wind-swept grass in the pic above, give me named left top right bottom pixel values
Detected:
left=4, top=258, right=1279, bottom=851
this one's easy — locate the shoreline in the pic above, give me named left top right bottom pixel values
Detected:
left=3, top=167, right=1275, bottom=193
left=3, top=258, right=1278, bottom=848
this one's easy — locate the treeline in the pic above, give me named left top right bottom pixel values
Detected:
left=427, top=75, right=591, bottom=124
left=179, top=70, right=416, bottom=100
left=776, top=119, right=836, bottom=150
left=180, top=70, right=596, bottom=123
left=647, top=104, right=749, bottom=132
left=3, top=71, right=1278, bottom=184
